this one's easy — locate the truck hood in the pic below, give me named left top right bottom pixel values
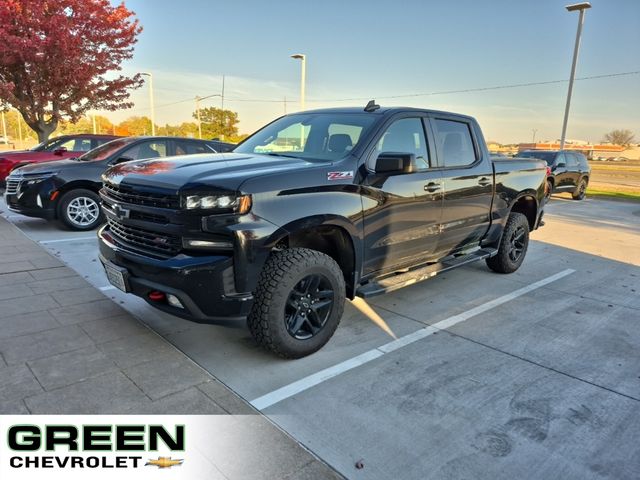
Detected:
left=103, top=152, right=322, bottom=192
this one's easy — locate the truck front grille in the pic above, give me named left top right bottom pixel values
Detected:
left=102, top=183, right=180, bottom=209
left=5, top=179, right=19, bottom=195
left=107, top=218, right=181, bottom=258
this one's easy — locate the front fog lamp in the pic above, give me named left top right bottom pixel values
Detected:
left=184, top=194, right=251, bottom=214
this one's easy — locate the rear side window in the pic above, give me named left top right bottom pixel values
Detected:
left=566, top=153, right=579, bottom=167
left=432, top=119, right=477, bottom=167
left=176, top=140, right=213, bottom=155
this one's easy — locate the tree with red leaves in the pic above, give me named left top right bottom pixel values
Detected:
left=0, top=0, right=143, bottom=142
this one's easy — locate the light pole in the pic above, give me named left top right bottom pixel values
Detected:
left=532, top=129, right=538, bottom=143
left=195, top=94, right=222, bottom=139
left=140, top=72, right=156, bottom=136
left=560, top=2, right=591, bottom=150
left=290, top=53, right=306, bottom=111
left=1, top=111, right=7, bottom=145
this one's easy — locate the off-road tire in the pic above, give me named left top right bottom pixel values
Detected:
left=572, top=178, right=587, bottom=200
left=58, top=189, right=104, bottom=231
left=248, top=248, right=346, bottom=358
left=486, top=212, right=530, bottom=274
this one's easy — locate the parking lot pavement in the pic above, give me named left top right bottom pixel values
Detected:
left=0, top=213, right=343, bottom=480
left=1, top=194, right=639, bottom=479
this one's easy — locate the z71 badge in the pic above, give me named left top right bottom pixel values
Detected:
left=327, top=171, right=354, bottom=181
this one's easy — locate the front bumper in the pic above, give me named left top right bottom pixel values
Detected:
left=3, top=176, right=59, bottom=220
left=98, top=225, right=253, bottom=325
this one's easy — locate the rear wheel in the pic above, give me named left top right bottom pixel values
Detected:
left=58, top=189, right=104, bottom=231
left=248, top=248, right=345, bottom=358
left=572, top=178, right=587, bottom=200
left=486, top=212, right=530, bottom=274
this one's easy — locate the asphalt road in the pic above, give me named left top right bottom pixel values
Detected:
left=1, top=193, right=639, bottom=480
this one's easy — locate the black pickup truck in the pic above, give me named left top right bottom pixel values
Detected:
left=98, top=104, right=547, bottom=358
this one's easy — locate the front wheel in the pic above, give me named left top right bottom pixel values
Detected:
left=486, top=212, right=530, bottom=274
left=572, top=178, right=587, bottom=200
left=58, top=189, right=104, bottom=231
left=248, top=248, right=346, bottom=358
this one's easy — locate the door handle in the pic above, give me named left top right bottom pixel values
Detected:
left=424, top=182, right=441, bottom=193
left=478, top=177, right=491, bottom=187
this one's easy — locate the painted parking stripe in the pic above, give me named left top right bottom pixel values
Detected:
left=99, top=286, right=116, bottom=291
left=39, top=236, right=97, bottom=244
left=250, top=268, right=575, bottom=410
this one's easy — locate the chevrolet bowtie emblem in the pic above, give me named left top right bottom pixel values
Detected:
left=145, top=457, right=184, bottom=468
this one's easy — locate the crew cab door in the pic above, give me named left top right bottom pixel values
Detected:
left=428, top=115, right=493, bottom=255
left=361, top=116, right=443, bottom=276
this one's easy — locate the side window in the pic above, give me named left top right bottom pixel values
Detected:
left=185, top=141, right=213, bottom=154
left=432, top=119, right=477, bottom=168
left=121, top=140, right=169, bottom=161
left=374, top=118, right=430, bottom=171
left=555, top=153, right=566, bottom=166
left=58, top=138, right=92, bottom=152
left=567, top=153, right=579, bottom=167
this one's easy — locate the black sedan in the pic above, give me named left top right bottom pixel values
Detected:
left=4, top=136, right=221, bottom=230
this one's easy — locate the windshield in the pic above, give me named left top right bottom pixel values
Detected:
left=235, top=113, right=376, bottom=161
left=31, top=137, right=71, bottom=152
left=77, top=139, right=132, bottom=162
left=518, top=151, right=556, bottom=165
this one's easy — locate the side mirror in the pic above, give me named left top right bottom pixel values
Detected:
left=112, top=156, right=134, bottom=165
left=53, top=147, right=68, bottom=155
left=374, top=152, right=416, bottom=174
left=556, top=162, right=565, bottom=169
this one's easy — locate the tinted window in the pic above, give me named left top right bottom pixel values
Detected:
left=374, top=118, right=429, bottom=171
left=56, top=138, right=92, bottom=152
left=77, top=139, right=134, bottom=162
left=122, top=140, right=169, bottom=161
left=176, top=140, right=213, bottom=155
left=566, top=152, right=579, bottom=167
left=556, top=153, right=567, bottom=166
left=235, top=113, right=375, bottom=161
left=433, top=119, right=476, bottom=167
left=517, top=151, right=557, bottom=165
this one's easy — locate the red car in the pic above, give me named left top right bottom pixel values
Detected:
left=0, top=134, right=120, bottom=183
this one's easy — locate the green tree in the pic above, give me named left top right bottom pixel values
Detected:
left=603, top=129, right=635, bottom=146
left=192, top=107, right=239, bottom=140
left=58, top=115, right=114, bottom=135
left=157, top=122, right=198, bottom=138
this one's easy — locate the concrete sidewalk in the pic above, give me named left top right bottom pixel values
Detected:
left=0, top=215, right=341, bottom=479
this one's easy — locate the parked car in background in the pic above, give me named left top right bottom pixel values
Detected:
left=518, top=150, right=591, bottom=200
left=208, top=139, right=236, bottom=152
left=0, top=134, right=120, bottom=183
left=4, top=136, right=221, bottom=230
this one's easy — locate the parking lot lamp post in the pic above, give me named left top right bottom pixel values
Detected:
left=1, top=111, right=7, bottom=144
left=560, top=2, right=591, bottom=150
left=140, top=72, right=156, bottom=136
left=290, top=53, right=306, bottom=149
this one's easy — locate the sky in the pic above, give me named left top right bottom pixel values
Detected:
left=108, top=0, right=640, bottom=144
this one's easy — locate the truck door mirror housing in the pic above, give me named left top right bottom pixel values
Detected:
left=374, top=152, right=416, bottom=174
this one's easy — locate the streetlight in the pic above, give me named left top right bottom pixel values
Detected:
left=560, top=2, right=591, bottom=150
left=195, top=94, right=221, bottom=139
left=290, top=53, right=306, bottom=111
left=140, top=72, right=156, bottom=136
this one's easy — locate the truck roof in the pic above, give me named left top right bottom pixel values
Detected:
left=296, top=106, right=475, bottom=121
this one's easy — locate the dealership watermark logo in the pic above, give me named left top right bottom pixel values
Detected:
left=6, top=424, right=184, bottom=470
left=146, top=457, right=184, bottom=469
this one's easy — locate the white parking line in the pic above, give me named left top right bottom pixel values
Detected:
left=39, top=236, right=97, bottom=244
left=250, top=268, right=575, bottom=410
left=99, top=286, right=116, bottom=291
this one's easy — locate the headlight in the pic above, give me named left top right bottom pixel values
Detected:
left=182, top=194, right=252, bottom=214
left=18, top=173, right=56, bottom=186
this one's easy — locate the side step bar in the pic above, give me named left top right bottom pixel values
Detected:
left=356, top=248, right=498, bottom=299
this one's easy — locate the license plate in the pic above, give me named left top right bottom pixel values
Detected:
left=103, top=261, right=129, bottom=292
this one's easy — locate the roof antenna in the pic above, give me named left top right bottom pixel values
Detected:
left=364, top=99, right=380, bottom=112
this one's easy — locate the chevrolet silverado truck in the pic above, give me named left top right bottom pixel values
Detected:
left=98, top=104, right=547, bottom=358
